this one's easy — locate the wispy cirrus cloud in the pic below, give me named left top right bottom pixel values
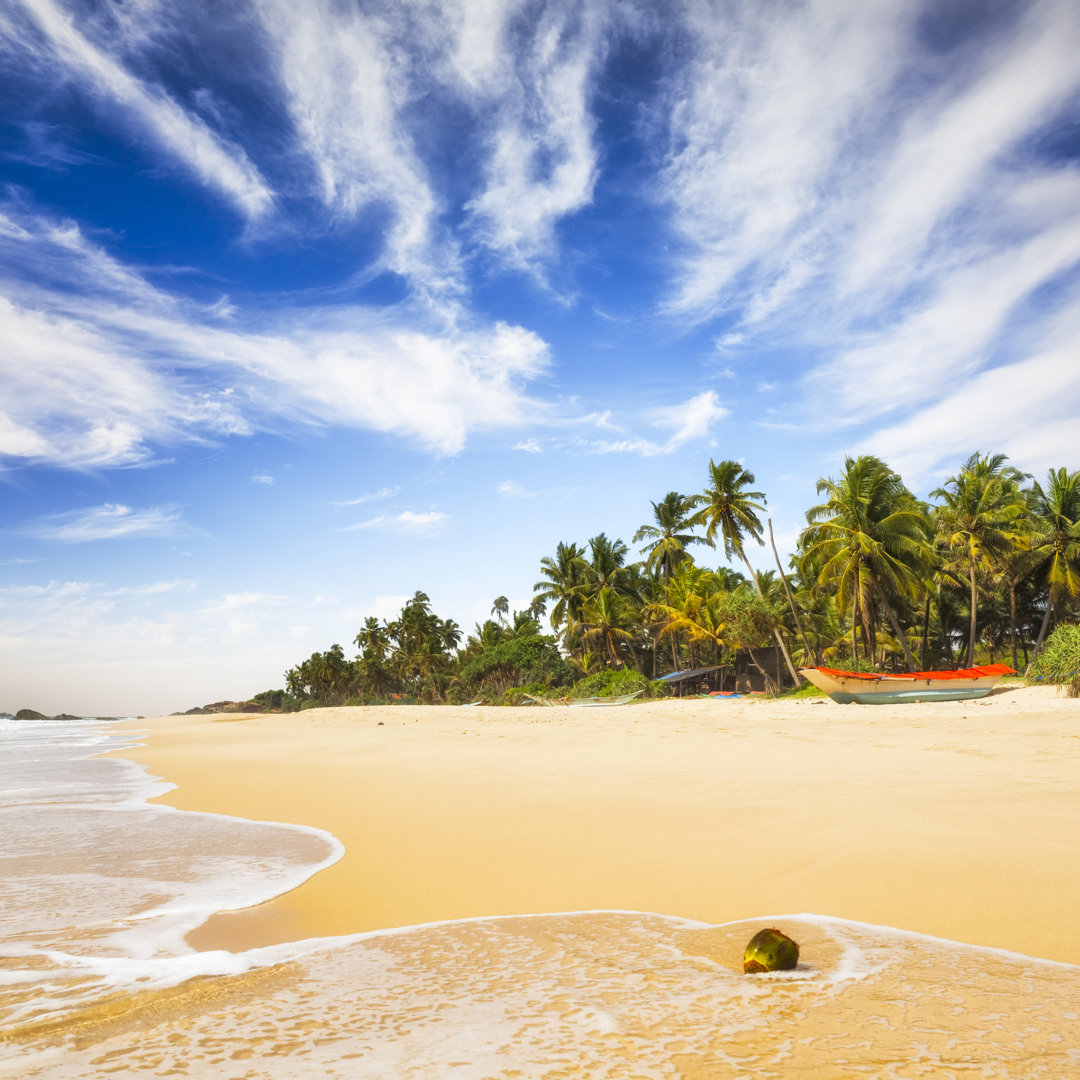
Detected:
left=462, top=0, right=607, bottom=273
left=580, top=390, right=728, bottom=456
left=252, top=0, right=455, bottom=296
left=0, top=204, right=551, bottom=467
left=334, top=487, right=399, bottom=507
left=18, top=503, right=187, bottom=542
left=345, top=510, right=449, bottom=535
left=655, top=0, right=1080, bottom=477
left=4, top=0, right=273, bottom=219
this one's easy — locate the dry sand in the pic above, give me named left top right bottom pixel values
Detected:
left=118, top=685, right=1080, bottom=964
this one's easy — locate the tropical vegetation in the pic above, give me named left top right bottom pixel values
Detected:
left=257, top=454, right=1080, bottom=708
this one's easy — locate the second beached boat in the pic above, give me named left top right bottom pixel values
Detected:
left=800, top=664, right=1016, bottom=704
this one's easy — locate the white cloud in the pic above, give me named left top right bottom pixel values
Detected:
left=514, top=439, right=542, bottom=453
left=8, top=0, right=273, bottom=218
left=577, top=390, right=728, bottom=457
left=252, top=0, right=456, bottom=296
left=339, top=594, right=412, bottom=624
left=661, top=0, right=914, bottom=322
left=334, top=487, right=399, bottom=506
left=0, top=205, right=552, bottom=467
left=345, top=510, right=449, bottom=534
left=838, top=0, right=1080, bottom=297
left=857, top=337, right=1080, bottom=485
left=251, top=473, right=275, bottom=485
left=497, top=480, right=535, bottom=498
left=811, top=195, right=1080, bottom=423
left=18, top=503, right=186, bottom=542
left=462, top=1, right=606, bottom=271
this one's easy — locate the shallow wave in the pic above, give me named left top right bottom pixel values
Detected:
left=3, top=720, right=1079, bottom=1077
left=5, top=911, right=1080, bottom=1078
left=0, top=720, right=342, bottom=1030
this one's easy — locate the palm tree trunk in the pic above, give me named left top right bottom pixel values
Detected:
left=968, top=554, right=978, bottom=666
left=742, top=551, right=801, bottom=686
left=871, top=578, right=917, bottom=672
left=1027, top=594, right=1054, bottom=673
left=920, top=594, right=931, bottom=670
left=1009, top=579, right=1019, bottom=673
left=768, top=518, right=812, bottom=662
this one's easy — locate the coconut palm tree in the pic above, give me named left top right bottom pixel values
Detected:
left=634, top=492, right=706, bottom=593
left=579, top=587, right=640, bottom=670
left=582, top=533, right=636, bottom=596
left=1027, top=467, right=1080, bottom=664
left=634, top=494, right=705, bottom=670
left=491, top=596, right=510, bottom=625
left=932, top=452, right=1028, bottom=666
left=354, top=616, right=389, bottom=661
left=802, top=455, right=933, bottom=671
left=533, top=542, right=587, bottom=638
left=694, top=459, right=800, bottom=683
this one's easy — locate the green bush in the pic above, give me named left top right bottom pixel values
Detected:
left=569, top=668, right=664, bottom=700
left=1027, top=623, right=1080, bottom=696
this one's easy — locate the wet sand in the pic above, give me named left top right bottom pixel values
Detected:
left=115, top=685, right=1080, bottom=964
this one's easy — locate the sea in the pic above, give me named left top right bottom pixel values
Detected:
left=2, top=716, right=1079, bottom=1079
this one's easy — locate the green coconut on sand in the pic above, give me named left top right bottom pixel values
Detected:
left=743, top=928, right=800, bottom=973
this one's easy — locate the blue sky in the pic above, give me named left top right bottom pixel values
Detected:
left=2, top=0, right=1079, bottom=715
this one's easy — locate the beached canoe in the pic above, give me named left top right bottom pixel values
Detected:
left=800, top=664, right=1016, bottom=704
left=525, top=691, right=644, bottom=707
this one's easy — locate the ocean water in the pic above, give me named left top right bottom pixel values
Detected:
left=2, top=718, right=1079, bottom=1078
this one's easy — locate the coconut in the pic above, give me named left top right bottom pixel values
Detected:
left=743, top=927, right=799, bottom=973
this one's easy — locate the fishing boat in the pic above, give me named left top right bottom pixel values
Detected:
left=524, top=691, right=644, bottom=707
left=799, top=664, right=1016, bottom=704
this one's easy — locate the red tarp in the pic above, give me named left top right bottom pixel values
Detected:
left=807, top=664, right=1016, bottom=682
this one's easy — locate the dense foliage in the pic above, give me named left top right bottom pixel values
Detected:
left=261, top=454, right=1079, bottom=707
left=1026, top=624, right=1080, bottom=697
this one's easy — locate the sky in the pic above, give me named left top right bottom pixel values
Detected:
left=2, top=0, right=1079, bottom=716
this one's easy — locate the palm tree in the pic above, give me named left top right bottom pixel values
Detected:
left=534, top=541, right=587, bottom=644
left=801, top=456, right=933, bottom=671
left=694, top=459, right=800, bottom=684
left=491, top=596, right=510, bottom=625
left=634, top=491, right=705, bottom=591
left=634, top=492, right=706, bottom=671
left=354, top=616, right=389, bottom=661
left=579, top=586, right=640, bottom=670
left=582, top=533, right=635, bottom=595
left=1027, top=467, right=1080, bottom=664
left=932, top=452, right=1028, bottom=666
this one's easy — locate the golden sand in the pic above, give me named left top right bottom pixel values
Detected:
left=117, top=685, right=1080, bottom=964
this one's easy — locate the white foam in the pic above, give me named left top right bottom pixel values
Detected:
left=0, top=718, right=344, bottom=1026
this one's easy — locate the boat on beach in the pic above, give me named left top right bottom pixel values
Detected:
left=800, top=663, right=1016, bottom=704
left=524, top=690, right=644, bottom=707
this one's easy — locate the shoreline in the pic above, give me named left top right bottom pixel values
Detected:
left=116, top=687, right=1080, bottom=963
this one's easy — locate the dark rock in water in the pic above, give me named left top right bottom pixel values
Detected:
left=52, top=713, right=83, bottom=722
left=743, top=928, right=800, bottom=974
left=15, top=709, right=49, bottom=721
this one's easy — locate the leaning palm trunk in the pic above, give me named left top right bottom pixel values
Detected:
left=1027, top=595, right=1054, bottom=673
left=870, top=578, right=917, bottom=672
left=1009, top=578, right=1019, bottom=674
left=768, top=518, right=812, bottom=664
left=741, top=551, right=800, bottom=686
left=968, top=555, right=979, bottom=666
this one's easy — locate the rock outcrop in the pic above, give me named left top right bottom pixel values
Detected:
left=15, top=709, right=50, bottom=720
left=173, top=700, right=266, bottom=716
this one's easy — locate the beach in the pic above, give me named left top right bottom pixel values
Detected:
left=129, top=687, right=1080, bottom=963
left=3, top=687, right=1080, bottom=1077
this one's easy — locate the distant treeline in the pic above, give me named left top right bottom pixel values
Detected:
left=256, top=453, right=1080, bottom=708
